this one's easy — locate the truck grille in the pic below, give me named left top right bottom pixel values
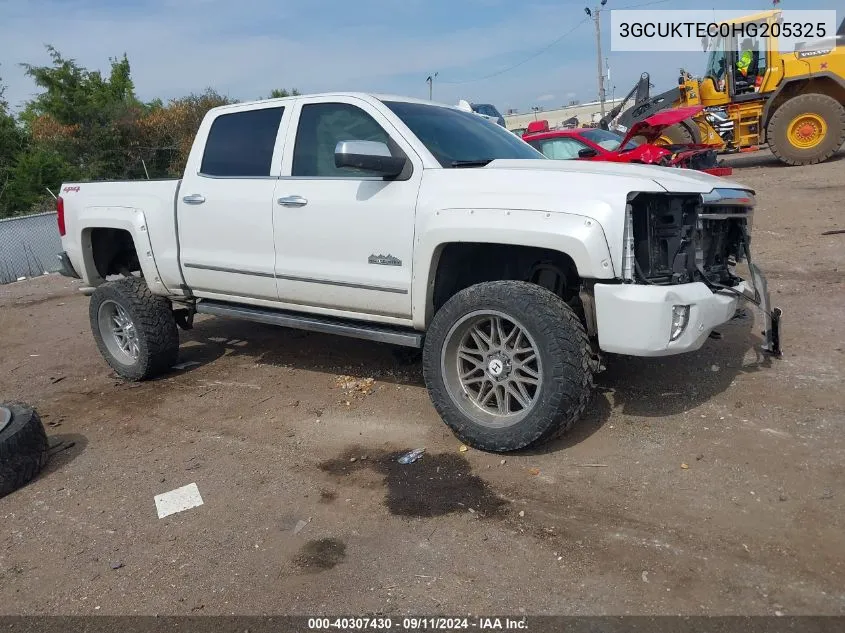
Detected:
left=629, top=191, right=753, bottom=286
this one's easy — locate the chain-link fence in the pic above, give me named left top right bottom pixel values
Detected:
left=0, top=212, right=63, bottom=285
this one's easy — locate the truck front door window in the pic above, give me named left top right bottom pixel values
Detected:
left=292, top=103, right=399, bottom=178
left=200, top=107, right=284, bottom=177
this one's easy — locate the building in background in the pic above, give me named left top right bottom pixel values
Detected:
left=504, top=98, right=624, bottom=133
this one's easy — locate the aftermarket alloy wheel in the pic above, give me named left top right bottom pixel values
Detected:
left=423, top=281, right=593, bottom=452
left=0, top=403, right=49, bottom=499
left=89, top=277, right=179, bottom=381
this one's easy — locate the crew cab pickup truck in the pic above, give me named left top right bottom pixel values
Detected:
left=56, top=92, right=782, bottom=452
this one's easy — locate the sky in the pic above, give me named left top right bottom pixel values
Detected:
left=0, top=0, right=841, bottom=114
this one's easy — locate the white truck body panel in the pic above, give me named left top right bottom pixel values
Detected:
left=58, top=91, right=772, bottom=357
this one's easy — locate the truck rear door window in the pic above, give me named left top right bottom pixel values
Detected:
left=200, top=107, right=284, bottom=177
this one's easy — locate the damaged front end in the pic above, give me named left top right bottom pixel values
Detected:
left=623, top=188, right=782, bottom=356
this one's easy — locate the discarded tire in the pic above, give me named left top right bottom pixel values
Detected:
left=0, top=403, right=49, bottom=498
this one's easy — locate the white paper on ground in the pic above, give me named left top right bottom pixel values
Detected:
left=154, top=483, right=204, bottom=519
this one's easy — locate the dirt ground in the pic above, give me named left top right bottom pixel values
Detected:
left=1, top=150, right=844, bottom=616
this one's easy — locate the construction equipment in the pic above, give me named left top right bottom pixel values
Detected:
left=611, top=10, right=845, bottom=166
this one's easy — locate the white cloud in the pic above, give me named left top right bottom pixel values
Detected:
left=535, top=94, right=555, bottom=102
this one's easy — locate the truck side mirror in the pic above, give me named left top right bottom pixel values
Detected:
left=578, top=148, right=599, bottom=158
left=335, top=140, right=406, bottom=178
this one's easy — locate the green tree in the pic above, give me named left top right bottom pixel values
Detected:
left=138, top=88, right=237, bottom=176
left=19, top=46, right=145, bottom=184
left=0, top=71, right=31, bottom=218
left=268, top=88, right=301, bottom=98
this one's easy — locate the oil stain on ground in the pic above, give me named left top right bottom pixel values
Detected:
left=319, top=447, right=508, bottom=518
left=293, top=538, right=347, bottom=573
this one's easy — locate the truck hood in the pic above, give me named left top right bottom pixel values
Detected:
left=483, top=158, right=747, bottom=193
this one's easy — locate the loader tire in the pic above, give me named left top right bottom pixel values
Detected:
left=767, top=93, right=845, bottom=166
left=656, top=119, right=700, bottom=146
left=0, top=404, right=49, bottom=499
left=422, top=281, right=593, bottom=453
left=89, top=277, right=179, bottom=381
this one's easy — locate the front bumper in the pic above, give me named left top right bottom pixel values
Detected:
left=57, top=251, right=80, bottom=279
left=593, top=269, right=781, bottom=357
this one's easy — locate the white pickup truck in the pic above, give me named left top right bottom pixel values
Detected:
left=56, top=92, right=782, bottom=452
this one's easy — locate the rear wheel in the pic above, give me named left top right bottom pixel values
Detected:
left=767, top=93, right=845, bottom=166
left=89, top=277, right=179, bottom=381
left=422, top=281, right=593, bottom=452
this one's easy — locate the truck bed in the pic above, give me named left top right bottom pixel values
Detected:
left=60, top=179, right=184, bottom=294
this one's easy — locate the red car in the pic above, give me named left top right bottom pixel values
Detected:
left=522, top=106, right=731, bottom=177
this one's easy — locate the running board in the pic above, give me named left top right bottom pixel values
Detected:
left=195, top=300, right=423, bottom=348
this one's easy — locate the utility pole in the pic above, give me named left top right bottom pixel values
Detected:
left=585, top=0, right=608, bottom=117
left=426, top=72, right=438, bottom=101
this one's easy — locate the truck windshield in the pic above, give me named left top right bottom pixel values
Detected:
left=383, top=101, right=543, bottom=167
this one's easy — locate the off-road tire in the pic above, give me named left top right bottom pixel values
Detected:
left=89, top=277, right=179, bottom=381
left=0, top=404, right=49, bottom=498
left=422, top=281, right=593, bottom=452
left=767, top=93, right=845, bottom=166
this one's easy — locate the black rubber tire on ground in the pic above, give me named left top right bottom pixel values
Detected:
left=0, top=403, right=49, bottom=499
left=422, top=281, right=593, bottom=453
left=89, top=277, right=179, bottom=381
left=767, top=93, right=845, bottom=166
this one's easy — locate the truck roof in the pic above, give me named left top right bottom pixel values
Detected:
left=208, top=92, right=455, bottom=114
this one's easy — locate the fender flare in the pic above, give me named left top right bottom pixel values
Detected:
left=77, top=207, right=170, bottom=295
left=411, top=209, right=616, bottom=329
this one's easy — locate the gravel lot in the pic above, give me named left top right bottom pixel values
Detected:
left=1, top=150, right=843, bottom=616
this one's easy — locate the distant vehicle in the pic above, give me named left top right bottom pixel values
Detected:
left=457, top=100, right=506, bottom=127
left=522, top=106, right=732, bottom=177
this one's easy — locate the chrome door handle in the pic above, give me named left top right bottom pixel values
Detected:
left=277, top=195, right=308, bottom=208
left=182, top=194, right=206, bottom=205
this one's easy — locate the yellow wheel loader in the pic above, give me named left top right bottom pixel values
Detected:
left=609, top=10, right=845, bottom=166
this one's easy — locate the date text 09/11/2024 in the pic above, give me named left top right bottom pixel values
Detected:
left=307, top=617, right=529, bottom=630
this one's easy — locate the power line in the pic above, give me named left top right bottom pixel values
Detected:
left=436, top=0, right=669, bottom=86
left=439, top=17, right=589, bottom=85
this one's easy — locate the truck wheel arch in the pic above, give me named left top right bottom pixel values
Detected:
left=420, top=242, right=585, bottom=330
left=77, top=208, right=169, bottom=295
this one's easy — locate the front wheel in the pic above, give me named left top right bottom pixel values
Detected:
left=767, top=93, right=845, bottom=166
left=422, top=281, right=593, bottom=452
left=89, top=277, right=179, bottom=381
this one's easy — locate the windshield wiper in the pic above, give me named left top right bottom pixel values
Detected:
left=450, top=159, right=494, bottom=168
